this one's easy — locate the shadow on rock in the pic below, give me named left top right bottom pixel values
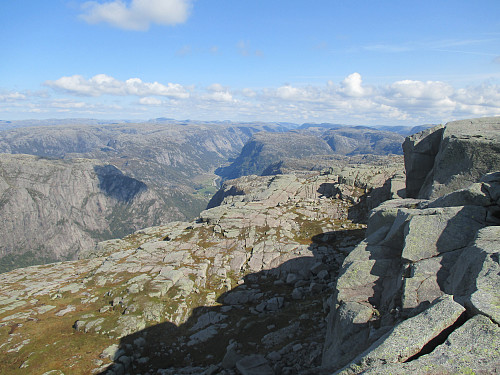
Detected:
left=94, top=165, right=147, bottom=203
left=98, top=228, right=365, bottom=375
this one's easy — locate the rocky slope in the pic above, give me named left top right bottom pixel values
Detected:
left=0, top=154, right=172, bottom=273
left=0, top=121, right=285, bottom=271
left=322, top=116, right=500, bottom=374
left=0, top=156, right=404, bottom=374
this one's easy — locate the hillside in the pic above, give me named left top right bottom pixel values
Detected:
left=216, top=127, right=406, bottom=180
left=0, top=121, right=285, bottom=271
left=0, top=155, right=170, bottom=273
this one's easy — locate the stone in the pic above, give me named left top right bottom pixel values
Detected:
left=191, top=312, right=227, bottom=331
left=410, top=117, right=500, bottom=199
left=222, top=341, right=242, bottom=369
left=235, top=354, right=274, bottom=375
left=447, top=225, right=500, bottom=324
left=401, top=206, right=486, bottom=262
left=187, top=325, right=219, bottom=346
left=100, top=344, right=124, bottom=361
left=359, top=315, right=500, bottom=375
left=346, top=295, right=465, bottom=370
left=403, top=124, right=444, bottom=198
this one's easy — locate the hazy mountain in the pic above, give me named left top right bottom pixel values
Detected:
left=215, top=131, right=334, bottom=180
left=217, top=127, right=406, bottom=180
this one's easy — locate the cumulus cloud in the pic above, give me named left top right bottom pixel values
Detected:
left=340, top=72, right=369, bottom=97
left=22, top=72, right=500, bottom=123
left=45, top=74, right=189, bottom=99
left=0, top=92, right=26, bottom=102
left=80, top=0, right=192, bottom=31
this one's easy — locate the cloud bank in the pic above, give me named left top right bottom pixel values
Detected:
left=45, top=74, right=189, bottom=99
left=4, top=73, right=499, bottom=124
left=80, top=0, right=192, bottom=30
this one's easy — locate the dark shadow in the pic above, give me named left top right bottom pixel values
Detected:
left=94, top=165, right=147, bottom=203
left=97, top=228, right=366, bottom=374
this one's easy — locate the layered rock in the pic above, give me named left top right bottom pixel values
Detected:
left=323, top=118, right=500, bottom=374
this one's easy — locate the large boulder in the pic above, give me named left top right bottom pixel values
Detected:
left=404, top=117, right=500, bottom=199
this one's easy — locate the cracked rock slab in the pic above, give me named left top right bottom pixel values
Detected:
left=342, top=295, right=465, bottom=372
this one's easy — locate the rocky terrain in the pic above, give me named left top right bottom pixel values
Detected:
left=0, top=116, right=498, bottom=375
left=322, top=117, right=500, bottom=374
left=0, top=155, right=404, bottom=374
left=0, top=121, right=286, bottom=271
left=0, top=120, right=414, bottom=272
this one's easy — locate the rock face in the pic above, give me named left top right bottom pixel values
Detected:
left=404, top=117, right=500, bottom=199
left=0, top=154, right=166, bottom=272
left=323, top=118, right=500, bottom=374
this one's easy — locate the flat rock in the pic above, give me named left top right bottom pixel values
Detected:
left=236, top=354, right=274, bottom=375
left=345, top=295, right=465, bottom=370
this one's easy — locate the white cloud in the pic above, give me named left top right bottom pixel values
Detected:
left=340, top=72, right=369, bottom=97
left=80, top=0, right=192, bottom=31
left=7, top=72, right=500, bottom=124
left=139, top=96, right=162, bottom=105
left=50, top=99, right=87, bottom=109
left=0, top=92, right=26, bottom=102
left=388, top=80, right=454, bottom=100
left=45, top=74, right=189, bottom=99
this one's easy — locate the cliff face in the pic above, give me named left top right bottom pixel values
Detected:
left=403, top=116, right=500, bottom=199
left=323, top=117, right=500, bottom=374
left=0, top=154, right=166, bottom=272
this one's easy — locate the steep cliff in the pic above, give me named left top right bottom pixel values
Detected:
left=0, top=154, right=167, bottom=272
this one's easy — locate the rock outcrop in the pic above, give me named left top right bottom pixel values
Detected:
left=323, top=117, right=500, bottom=374
left=404, top=117, right=500, bottom=199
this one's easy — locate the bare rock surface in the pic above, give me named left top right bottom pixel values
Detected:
left=404, top=117, right=500, bottom=199
left=0, top=156, right=402, bottom=374
left=322, top=119, right=500, bottom=374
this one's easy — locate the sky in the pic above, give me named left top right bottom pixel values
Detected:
left=1, top=0, right=499, bottom=125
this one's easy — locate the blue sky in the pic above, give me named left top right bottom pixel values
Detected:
left=1, top=0, right=499, bottom=125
